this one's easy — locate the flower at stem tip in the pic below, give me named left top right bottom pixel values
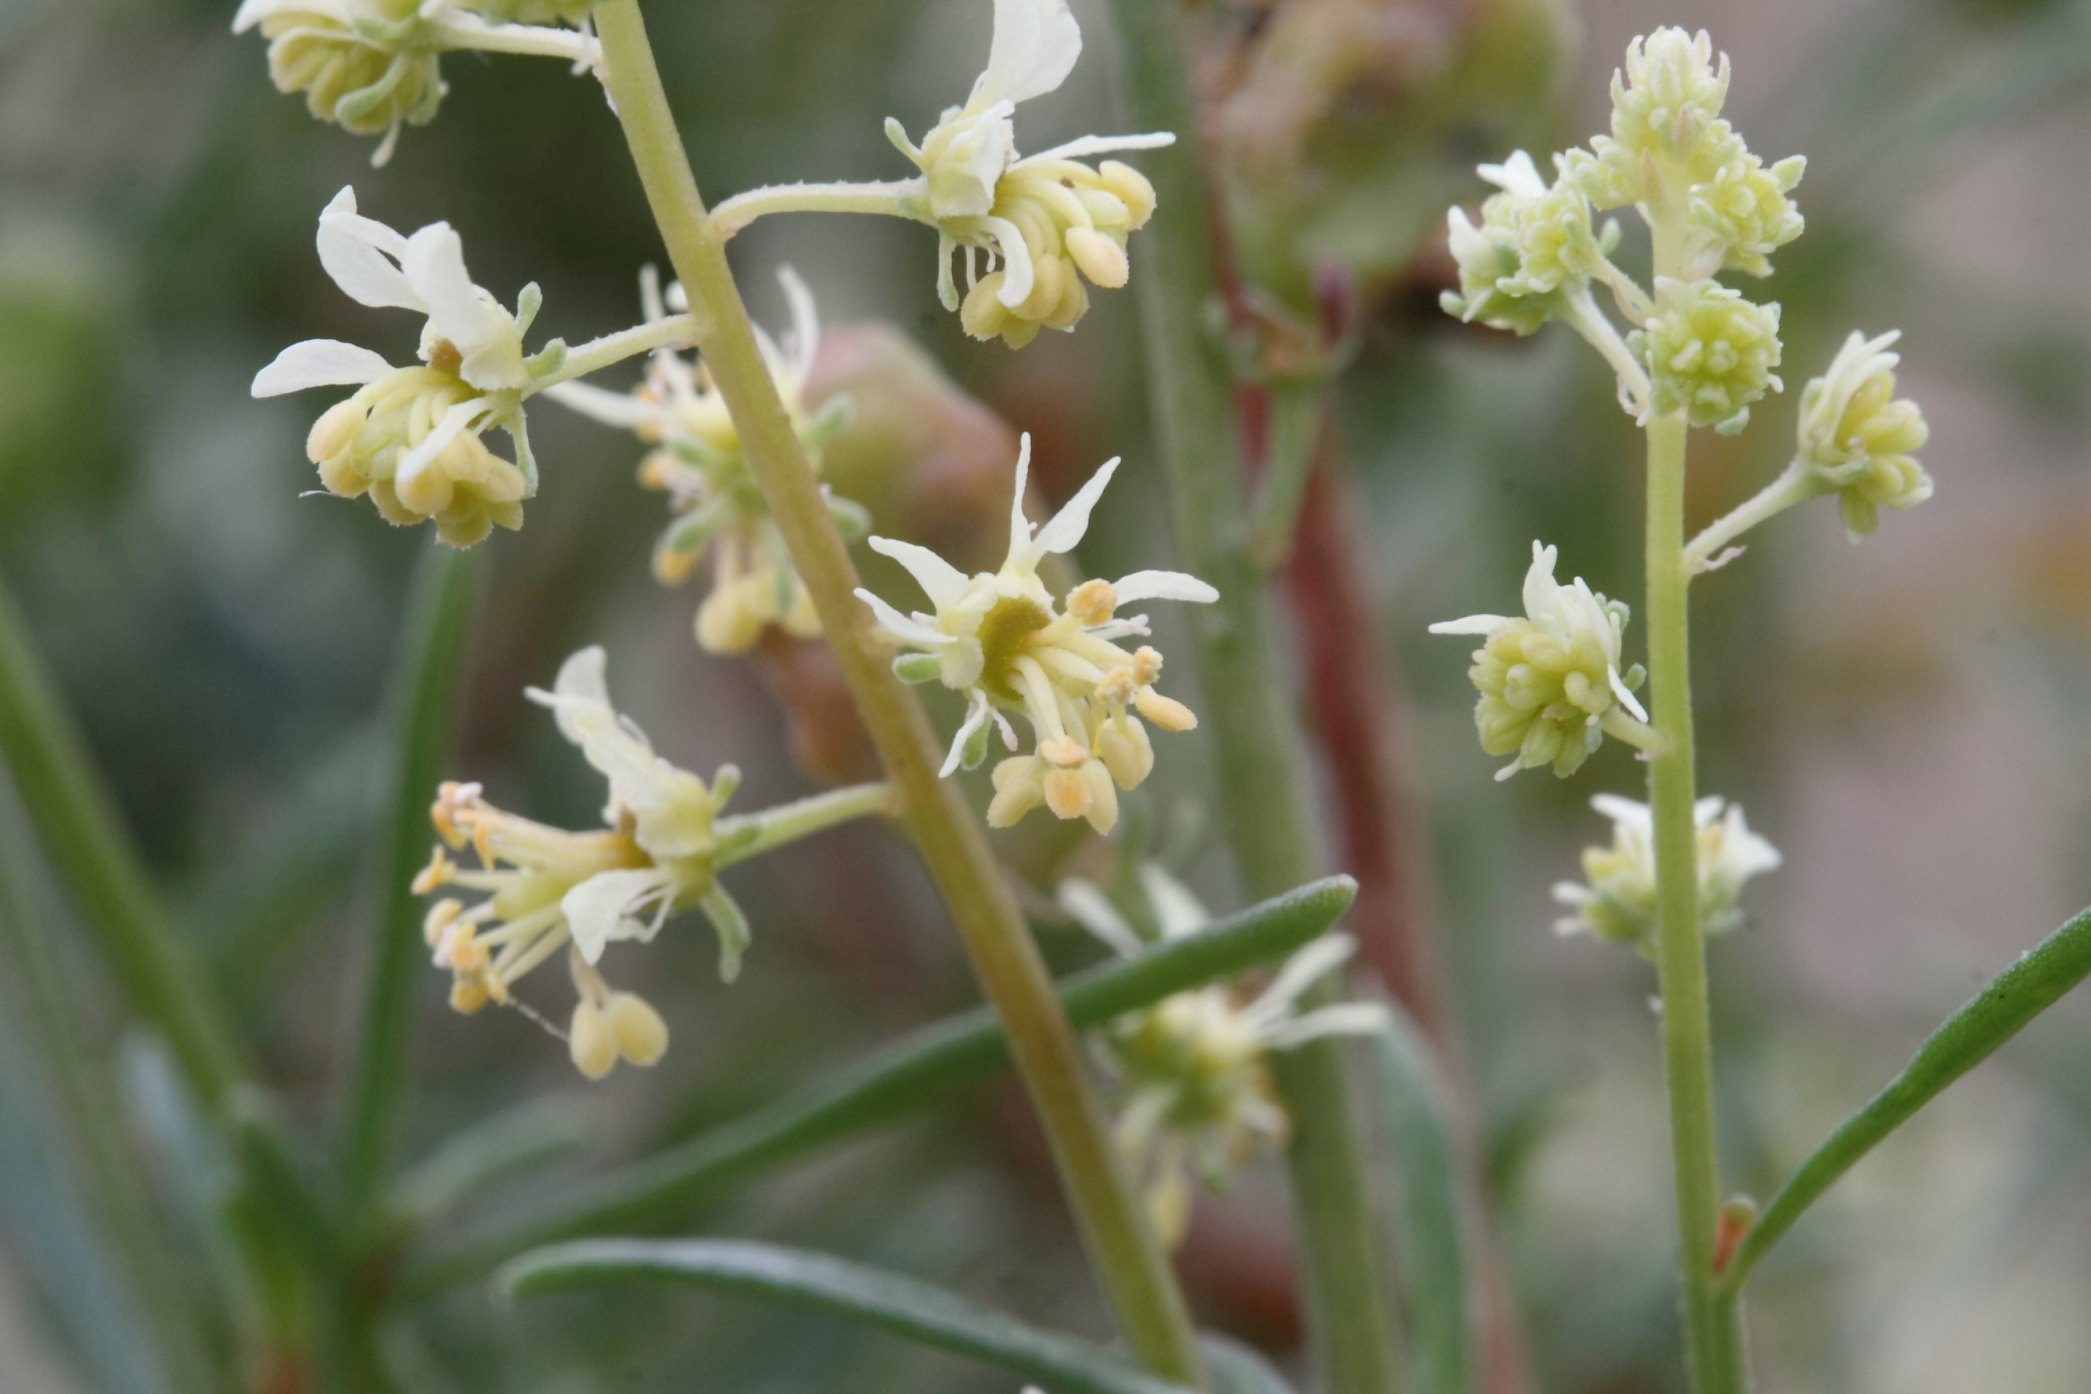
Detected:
left=1059, top=866, right=1389, bottom=1246
left=1430, top=541, right=1655, bottom=781
left=856, top=434, right=1216, bottom=835
left=545, top=267, right=867, bottom=654
left=413, top=645, right=890, bottom=1078
left=1553, top=793, right=1781, bottom=951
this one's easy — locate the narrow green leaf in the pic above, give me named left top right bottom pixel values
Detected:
left=501, top=1239, right=1195, bottom=1394
left=0, top=577, right=245, bottom=1107
left=393, top=1099, right=594, bottom=1229
left=339, top=546, right=481, bottom=1217
left=1724, top=904, right=2091, bottom=1290
left=1369, top=1013, right=1474, bottom=1394
left=404, top=876, right=1357, bottom=1293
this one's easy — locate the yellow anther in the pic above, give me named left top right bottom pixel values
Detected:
left=1068, top=579, right=1118, bottom=627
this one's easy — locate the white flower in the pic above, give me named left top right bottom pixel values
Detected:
left=887, top=0, right=1174, bottom=346
left=413, top=646, right=751, bottom=1077
left=1441, top=151, right=1603, bottom=337
left=251, top=188, right=547, bottom=545
left=1553, top=793, right=1781, bottom=948
left=1430, top=542, right=1650, bottom=781
left=1060, top=865, right=1390, bottom=1245
left=547, top=267, right=861, bottom=652
left=855, top=434, right=1216, bottom=834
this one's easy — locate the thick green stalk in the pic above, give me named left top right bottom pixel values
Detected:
left=1105, top=4, right=1401, bottom=1392
left=1642, top=413, right=1746, bottom=1392
left=0, top=579, right=245, bottom=1108
left=341, top=546, right=481, bottom=1220
left=590, top=5, right=1202, bottom=1383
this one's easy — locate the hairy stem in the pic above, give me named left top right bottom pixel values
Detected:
left=1643, top=412, right=1747, bottom=1393
left=710, top=179, right=923, bottom=236
left=534, top=313, right=699, bottom=389
left=591, top=5, right=1202, bottom=1383
left=715, top=781, right=895, bottom=866
left=1683, top=461, right=1821, bottom=574
left=1106, top=3, right=1401, bottom=1392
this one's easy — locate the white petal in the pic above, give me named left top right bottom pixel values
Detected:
left=402, top=224, right=525, bottom=388
left=1006, top=433, right=1035, bottom=559
left=977, top=0, right=1082, bottom=107
left=1110, top=569, right=1217, bottom=606
left=868, top=536, right=971, bottom=610
left=1136, top=864, right=1209, bottom=941
left=393, top=399, right=489, bottom=498
left=1029, top=455, right=1119, bottom=558
left=542, top=379, right=659, bottom=431
left=1520, top=541, right=1562, bottom=623
left=1017, top=131, right=1176, bottom=166
left=561, top=869, right=666, bottom=964
left=774, top=264, right=821, bottom=383
left=1427, top=614, right=1511, bottom=636
left=1479, top=150, right=1547, bottom=199
left=546, top=646, right=611, bottom=734
left=855, top=588, right=954, bottom=650
left=1591, top=793, right=1652, bottom=832
left=1264, top=1002, right=1394, bottom=1050
left=1056, top=877, right=1144, bottom=959
left=316, top=188, right=420, bottom=311
left=251, top=339, right=393, bottom=397
left=1245, top=933, right=1357, bottom=1023
left=1609, top=667, right=1650, bottom=724
left=984, top=216, right=1035, bottom=308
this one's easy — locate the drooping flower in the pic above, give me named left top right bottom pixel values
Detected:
left=546, top=267, right=865, bottom=652
left=885, top=0, right=1174, bottom=348
left=1634, top=277, right=1783, bottom=434
left=233, top=0, right=595, bottom=165
left=1441, top=151, right=1603, bottom=337
left=1795, top=330, right=1934, bottom=541
left=856, top=435, right=1216, bottom=834
left=1430, top=541, right=1652, bottom=781
left=1552, top=793, right=1781, bottom=950
left=251, top=187, right=554, bottom=546
left=1060, top=865, right=1388, bottom=1246
left=412, top=646, right=746, bottom=1078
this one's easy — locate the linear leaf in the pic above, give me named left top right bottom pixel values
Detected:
left=404, top=876, right=1357, bottom=1292
left=501, top=1238, right=1194, bottom=1394
left=1369, top=1012, right=1474, bottom=1394
left=339, top=545, right=481, bottom=1217
left=1724, top=904, right=2091, bottom=1289
left=1203, top=1333, right=1297, bottom=1394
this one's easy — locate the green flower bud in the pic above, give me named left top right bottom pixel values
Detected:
left=236, top=2, right=445, bottom=165
left=1440, top=152, right=1599, bottom=336
left=1634, top=278, right=1783, bottom=433
left=1797, top=330, right=1934, bottom=540
left=1691, top=152, right=1806, bottom=278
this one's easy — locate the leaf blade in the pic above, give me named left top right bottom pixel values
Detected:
left=1369, top=1012, right=1474, bottom=1394
left=501, top=1238, right=1196, bottom=1394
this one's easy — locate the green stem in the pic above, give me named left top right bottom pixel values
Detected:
left=1643, top=412, right=1746, bottom=1393
left=533, top=312, right=699, bottom=389
left=429, top=19, right=594, bottom=63
left=591, top=6, right=1202, bottom=1384
left=1683, top=461, right=1822, bottom=574
left=340, top=547, right=481, bottom=1220
left=709, top=178, right=923, bottom=236
left=715, top=781, right=894, bottom=867
left=1105, top=4, right=1401, bottom=1393
left=1244, top=382, right=1325, bottom=571
left=0, top=578, right=245, bottom=1109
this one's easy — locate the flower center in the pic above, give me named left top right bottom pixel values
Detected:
left=975, top=594, right=1053, bottom=704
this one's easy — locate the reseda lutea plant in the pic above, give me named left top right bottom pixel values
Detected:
left=1433, top=26, right=1932, bottom=1390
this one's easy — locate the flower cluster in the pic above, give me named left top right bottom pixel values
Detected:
left=1634, top=277, right=1784, bottom=434
left=548, top=268, right=866, bottom=652
left=1430, top=542, right=1651, bottom=781
left=1553, top=794, right=1781, bottom=950
left=233, top=0, right=595, bottom=165
left=1059, top=866, right=1387, bottom=1245
left=1796, top=330, right=1934, bottom=540
left=857, top=436, right=1215, bottom=834
left=885, top=0, right=1172, bottom=348
left=1442, top=29, right=1801, bottom=427
left=252, top=188, right=552, bottom=547
left=1441, top=151, right=1605, bottom=337
left=413, top=648, right=750, bottom=1076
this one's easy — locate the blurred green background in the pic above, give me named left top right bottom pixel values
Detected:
left=2, top=0, right=2088, bottom=1390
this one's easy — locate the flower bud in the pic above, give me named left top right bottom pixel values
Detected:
left=1634, top=279, right=1783, bottom=433
left=308, top=366, right=526, bottom=547
left=1441, top=153, right=1599, bottom=337
left=1797, top=330, right=1933, bottom=540
left=1691, top=152, right=1805, bottom=279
